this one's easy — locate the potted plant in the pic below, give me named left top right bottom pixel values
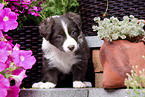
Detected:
left=92, top=15, right=145, bottom=89
left=92, top=15, right=145, bottom=42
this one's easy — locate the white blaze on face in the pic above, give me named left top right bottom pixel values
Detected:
left=61, top=20, right=78, bottom=53
left=47, top=15, right=60, bottom=21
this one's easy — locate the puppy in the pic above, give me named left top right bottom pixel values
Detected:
left=32, top=12, right=91, bottom=88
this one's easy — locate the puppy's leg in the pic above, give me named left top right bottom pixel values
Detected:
left=32, top=68, right=60, bottom=89
left=72, top=63, right=87, bottom=88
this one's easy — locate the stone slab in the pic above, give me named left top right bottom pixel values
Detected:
left=20, top=88, right=88, bottom=97
left=85, top=36, right=104, bottom=48
left=89, top=88, right=145, bottom=97
left=20, top=88, right=145, bottom=97
left=89, top=88, right=129, bottom=97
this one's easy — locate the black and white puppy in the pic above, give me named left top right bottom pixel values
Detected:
left=32, top=12, right=91, bottom=88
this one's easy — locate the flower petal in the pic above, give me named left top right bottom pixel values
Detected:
left=21, top=56, right=36, bottom=69
left=11, top=70, right=27, bottom=87
left=0, top=49, right=9, bottom=63
left=0, top=3, right=4, bottom=10
left=0, top=62, right=6, bottom=72
left=7, top=85, right=20, bottom=97
left=0, top=74, right=10, bottom=97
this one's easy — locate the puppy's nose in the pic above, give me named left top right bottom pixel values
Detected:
left=68, top=45, right=75, bottom=51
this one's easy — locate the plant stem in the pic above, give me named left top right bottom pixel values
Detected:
left=103, top=0, right=109, bottom=17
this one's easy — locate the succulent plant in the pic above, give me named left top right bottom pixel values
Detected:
left=92, top=15, right=145, bottom=42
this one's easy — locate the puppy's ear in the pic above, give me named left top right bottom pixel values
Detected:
left=66, top=12, right=82, bottom=30
left=39, top=18, right=54, bottom=40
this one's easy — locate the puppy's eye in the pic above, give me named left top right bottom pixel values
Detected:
left=57, top=35, right=62, bottom=39
left=71, top=31, right=76, bottom=36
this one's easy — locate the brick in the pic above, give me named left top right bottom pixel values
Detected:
left=95, top=73, right=103, bottom=88
left=92, top=50, right=103, bottom=72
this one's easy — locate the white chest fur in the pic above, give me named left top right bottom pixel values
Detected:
left=42, top=38, right=79, bottom=74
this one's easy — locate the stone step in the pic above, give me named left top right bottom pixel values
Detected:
left=20, top=88, right=143, bottom=97
left=85, top=36, right=104, bottom=48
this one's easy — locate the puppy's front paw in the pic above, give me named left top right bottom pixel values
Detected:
left=32, top=82, right=43, bottom=88
left=41, top=82, right=56, bottom=89
left=73, top=81, right=85, bottom=88
left=83, top=81, right=92, bottom=88
left=32, top=82, right=56, bottom=89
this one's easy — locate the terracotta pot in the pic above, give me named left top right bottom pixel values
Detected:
left=99, top=39, right=145, bottom=88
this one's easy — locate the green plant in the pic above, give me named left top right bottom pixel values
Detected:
left=24, top=0, right=79, bottom=26
left=39, top=0, right=79, bottom=19
left=124, top=64, right=145, bottom=97
left=2, top=0, right=79, bottom=28
left=92, top=15, right=145, bottom=42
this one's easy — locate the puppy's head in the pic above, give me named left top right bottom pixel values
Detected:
left=39, top=12, right=83, bottom=53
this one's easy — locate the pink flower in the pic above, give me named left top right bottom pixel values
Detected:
left=10, top=0, right=19, bottom=1
left=33, top=6, right=38, bottom=11
left=5, top=57, right=13, bottom=69
left=11, top=70, right=27, bottom=87
left=0, top=3, right=37, bottom=97
left=3, top=35, right=14, bottom=50
left=0, top=36, right=13, bottom=50
left=0, top=30, right=4, bottom=38
left=0, top=3, right=4, bottom=10
left=12, top=50, right=36, bottom=69
left=13, top=43, right=20, bottom=51
left=12, top=69, right=23, bottom=75
left=5, top=41, right=14, bottom=50
left=0, top=74, right=10, bottom=97
left=7, top=85, right=20, bottom=97
left=34, top=12, right=40, bottom=17
left=21, top=0, right=32, bottom=5
left=0, top=44, right=9, bottom=71
left=0, top=48, right=9, bottom=63
left=0, top=62, right=6, bottom=72
left=0, top=8, right=18, bottom=32
left=31, top=11, right=36, bottom=15
left=0, top=41, right=7, bottom=50
left=0, top=31, right=14, bottom=50
left=22, top=5, right=29, bottom=9
left=10, top=5, right=16, bottom=10
left=22, top=9, right=25, bottom=13
left=4, top=34, right=13, bottom=43
left=13, top=2, right=20, bottom=6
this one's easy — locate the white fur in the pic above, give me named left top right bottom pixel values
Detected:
left=47, top=15, right=60, bottom=21
left=32, top=81, right=56, bottom=89
left=73, top=81, right=85, bottom=88
left=83, top=81, right=92, bottom=88
left=42, top=38, right=80, bottom=74
left=73, top=81, right=92, bottom=88
left=61, top=20, right=78, bottom=53
left=32, top=82, right=43, bottom=88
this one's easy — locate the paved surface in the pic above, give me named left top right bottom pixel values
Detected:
left=20, top=88, right=88, bottom=97
left=20, top=88, right=145, bottom=97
